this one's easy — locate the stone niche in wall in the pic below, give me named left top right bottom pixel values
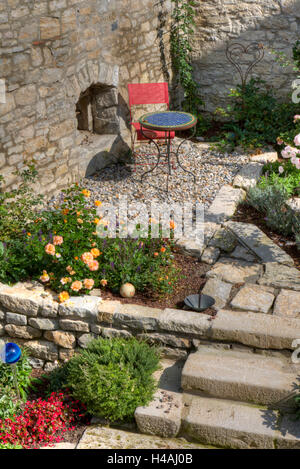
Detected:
left=76, top=84, right=119, bottom=135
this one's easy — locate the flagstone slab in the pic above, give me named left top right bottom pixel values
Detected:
left=273, top=290, right=300, bottom=318
left=225, top=221, right=294, bottom=266
left=206, top=257, right=263, bottom=284
left=206, top=185, right=246, bottom=224
left=230, top=245, right=257, bottom=263
left=233, top=162, right=263, bottom=190
left=202, top=278, right=232, bottom=310
left=230, top=284, right=275, bottom=314
left=259, top=263, right=300, bottom=291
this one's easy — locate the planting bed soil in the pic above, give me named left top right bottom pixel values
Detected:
left=99, top=252, right=212, bottom=311
left=233, top=204, right=300, bottom=269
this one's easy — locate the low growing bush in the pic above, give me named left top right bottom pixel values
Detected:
left=49, top=337, right=160, bottom=422
left=246, top=184, right=300, bottom=239
left=0, top=392, right=81, bottom=449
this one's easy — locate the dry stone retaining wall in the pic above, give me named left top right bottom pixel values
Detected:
left=1, top=277, right=300, bottom=370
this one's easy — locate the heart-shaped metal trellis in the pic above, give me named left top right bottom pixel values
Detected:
left=226, top=42, right=265, bottom=87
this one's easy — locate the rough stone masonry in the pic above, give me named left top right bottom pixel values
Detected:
left=0, top=0, right=299, bottom=195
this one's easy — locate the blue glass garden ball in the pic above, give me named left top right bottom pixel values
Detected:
left=5, top=343, right=21, bottom=364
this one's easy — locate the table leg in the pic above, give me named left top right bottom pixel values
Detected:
left=139, top=126, right=164, bottom=184
left=173, top=126, right=197, bottom=183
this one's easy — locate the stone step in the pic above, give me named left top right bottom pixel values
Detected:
left=181, top=347, right=300, bottom=405
left=134, top=359, right=184, bottom=438
left=181, top=394, right=300, bottom=449
left=77, top=425, right=208, bottom=449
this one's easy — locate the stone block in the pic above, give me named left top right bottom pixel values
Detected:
left=44, top=330, right=76, bottom=349
left=6, top=312, right=27, bottom=326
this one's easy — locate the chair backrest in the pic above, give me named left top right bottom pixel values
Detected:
left=128, top=82, right=170, bottom=109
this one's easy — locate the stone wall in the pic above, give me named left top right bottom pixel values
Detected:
left=0, top=0, right=171, bottom=195
left=192, top=0, right=300, bottom=114
left=0, top=281, right=298, bottom=370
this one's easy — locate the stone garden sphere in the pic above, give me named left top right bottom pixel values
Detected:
left=120, top=283, right=136, bottom=298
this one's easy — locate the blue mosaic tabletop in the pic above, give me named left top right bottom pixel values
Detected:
left=139, top=111, right=197, bottom=131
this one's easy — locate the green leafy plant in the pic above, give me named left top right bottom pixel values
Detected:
left=170, top=0, right=209, bottom=133
left=0, top=164, right=44, bottom=242
left=52, top=337, right=160, bottom=422
left=214, top=78, right=298, bottom=151
left=260, top=160, right=300, bottom=197
left=0, top=181, right=180, bottom=296
left=0, top=348, right=32, bottom=400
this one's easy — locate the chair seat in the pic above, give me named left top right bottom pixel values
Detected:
left=132, top=122, right=175, bottom=141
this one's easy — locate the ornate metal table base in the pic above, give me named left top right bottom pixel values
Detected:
left=139, top=126, right=197, bottom=192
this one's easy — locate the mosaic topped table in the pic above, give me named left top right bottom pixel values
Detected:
left=139, top=111, right=197, bottom=192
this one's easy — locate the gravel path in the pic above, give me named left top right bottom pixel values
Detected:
left=83, top=139, right=249, bottom=210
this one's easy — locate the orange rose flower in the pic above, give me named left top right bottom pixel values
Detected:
left=77, top=218, right=83, bottom=224
left=154, top=252, right=159, bottom=257
left=53, top=235, right=63, bottom=246
left=81, top=252, right=94, bottom=264
left=169, top=221, right=175, bottom=230
left=160, top=246, right=166, bottom=253
left=100, top=279, right=108, bottom=287
left=84, top=278, right=95, bottom=290
left=82, top=189, right=91, bottom=197
left=88, top=260, right=99, bottom=271
left=62, top=208, right=69, bottom=215
left=58, top=291, right=70, bottom=303
left=71, top=280, right=82, bottom=292
left=45, top=243, right=56, bottom=256
left=91, top=248, right=100, bottom=258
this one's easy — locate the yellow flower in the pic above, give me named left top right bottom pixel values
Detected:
left=90, top=248, right=101, bottom=258
left=94, top=200, right=102, bottom=207
left=58, top=291, right=69, bottom=303
left=94, top=218, right=100, bottom=225
left=82, top=189, right=91, bottom=198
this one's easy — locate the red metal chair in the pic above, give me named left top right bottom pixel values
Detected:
left=128, top=83, right=175, bottom=168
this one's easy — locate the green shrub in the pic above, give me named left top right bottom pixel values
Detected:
left=53, top=337, right=160, bottom=422
left=246, top=185, right=297, bottom=237
left=214, top=78, right=298, bottom=151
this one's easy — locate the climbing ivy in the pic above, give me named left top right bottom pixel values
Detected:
left=170, top=0, right=207, bottom=130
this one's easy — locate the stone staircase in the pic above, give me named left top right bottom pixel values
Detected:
left=135, top=346, right=300, bottom=449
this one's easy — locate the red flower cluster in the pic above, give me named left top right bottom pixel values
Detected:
left=0, top=392, right=87, bottom=449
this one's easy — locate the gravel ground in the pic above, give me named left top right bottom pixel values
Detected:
left=82, top=139, right=249, bottom=210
